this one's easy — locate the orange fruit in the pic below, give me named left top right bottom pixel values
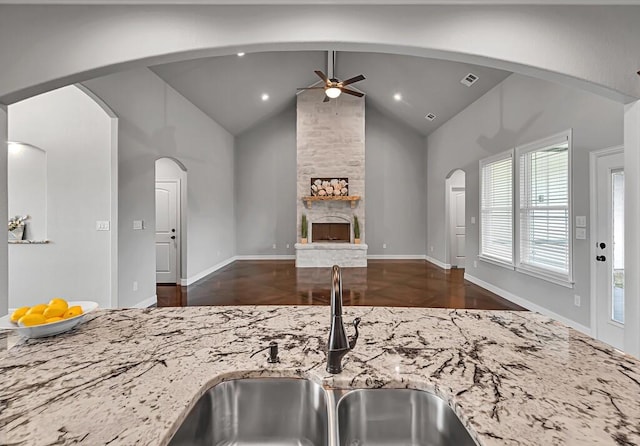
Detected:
left=48, top=298, right=69, bottom=311
left=10, top=306, right=30, bottom=323
left=18, top=313, right=46, bottom=327
left=26, top=304, right=48, bottom=315
left=63, top=306, right=83, bottom=319
left=43, top=306, right=66, bottom=319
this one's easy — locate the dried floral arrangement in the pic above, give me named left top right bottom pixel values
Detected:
left=311, top=178, right=348, bottom=197
left=8, top=215, right=29, bottom=232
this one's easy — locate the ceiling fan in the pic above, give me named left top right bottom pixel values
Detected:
left=297, top=52, right=366, bottom=102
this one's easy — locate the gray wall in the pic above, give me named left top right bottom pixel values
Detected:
left=235, top=102, right=427, bottom=257
left=84, top=68, right=235, bottom=307
left=365, top=106, right=427, bottom=256
left=427, top=73, right=624, bottom=328
left=0, top=105, right=7, bottom=317
left=8, top=86, right=113, bottom=309
left=235, top=104, right=297, bottom=256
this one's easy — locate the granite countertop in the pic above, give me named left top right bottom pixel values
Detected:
left=1, top=306, right=639, bottom=445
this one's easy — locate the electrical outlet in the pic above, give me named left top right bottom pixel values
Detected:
left=574, top=295, right=581, bottom=307
left=133, top=281, right=138, bottom=292
left=133, top=220, right=144, bottom=230
left=383, top=243, right=387, bottom=249
left=286, top=244, right=290, bottom=249
left=430, top=246, right=434, bottom=252
left=272, top=243, right=276, bottom=249
left=216, top=250, right=220, bottom=257
left=473, top=260, right=478, bottom=268
left=96, top=220, right=110, bottom=231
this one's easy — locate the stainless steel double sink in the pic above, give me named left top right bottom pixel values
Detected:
left=168, top=378, right=477, bottom=446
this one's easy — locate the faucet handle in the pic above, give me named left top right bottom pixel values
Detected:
left=348, top=317, right=361, bottom=350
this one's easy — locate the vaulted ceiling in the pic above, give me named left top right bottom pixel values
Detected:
left=151, top=51, right=511, bottom=136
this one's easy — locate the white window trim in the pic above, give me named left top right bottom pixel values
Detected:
left=514, top=129, right=574, bottom=287
left=478, top=149, right=514, bottom=269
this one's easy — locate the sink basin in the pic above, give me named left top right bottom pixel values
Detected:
left=336, top=389, right=476, bottom=446
left=168, top=378, right=328, bottom=446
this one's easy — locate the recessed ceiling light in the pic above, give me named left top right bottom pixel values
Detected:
left=237, top=52, right=245, bottom=57
left=393, top=93, right=402, bottom=101
left=261, top=93, right=269, bottom=101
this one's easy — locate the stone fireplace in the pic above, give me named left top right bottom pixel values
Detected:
left=295, top=89, right=367, bottom=268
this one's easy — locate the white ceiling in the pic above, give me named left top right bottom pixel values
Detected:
left=151, top=51, right=511, bottom=136
left=4, top=1, right=638, bottom=4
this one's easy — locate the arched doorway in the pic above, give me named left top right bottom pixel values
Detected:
left=445, top=169, right=466, bottom=269
left=155, top=157, right=187, bottom=285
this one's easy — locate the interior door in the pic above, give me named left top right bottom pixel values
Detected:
left=451, top=188, right=466, bottom=268
left=156, top=181, right=179, bottom=284
left=594, top=150, right=624, bottom=350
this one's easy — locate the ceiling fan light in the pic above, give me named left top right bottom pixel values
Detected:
left=325, top=87, right=341, bottom=99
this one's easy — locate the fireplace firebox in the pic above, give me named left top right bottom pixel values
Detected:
left=311, top=223, right=350, bottom=243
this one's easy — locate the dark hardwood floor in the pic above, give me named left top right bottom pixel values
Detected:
left=157, top=260, right=524, bottom=310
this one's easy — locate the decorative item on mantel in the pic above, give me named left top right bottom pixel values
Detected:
left=301, top=214, right=308, bottom=244
left=353, top=215, right=361, bottom=244
left=311, top=178, right=349, bottom=197
left=8, top=215, right=28, bottom=241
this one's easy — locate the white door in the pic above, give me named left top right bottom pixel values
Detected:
left=155, top=181, right=179, bottom=284
left=451, top=188, right=466, bottom=268
left=594, top=150, right=624, bottom=350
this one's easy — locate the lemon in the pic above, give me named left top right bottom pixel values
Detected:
left=18, top=313, right=47, bottom=327
left=63, top=306, right=83, bottom=319
left=10, top=306, right=30, bottom=323
left=48, top=298, right=68, bottom=311
left=45, top=317, right=63, bottom=324
left=26, top=304, right=48, bottom=315
left=43, top=305, right=66, bottom=319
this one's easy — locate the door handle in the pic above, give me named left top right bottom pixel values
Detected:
left=171, top=229, right=176, bottom=233
left=599, top=242, right=606, bottom=249
left=596, top=255, right=606, bottom=262
left=171, top=236, right=176, bottom=240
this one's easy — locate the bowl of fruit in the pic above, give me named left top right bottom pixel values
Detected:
left=0, top=299, right=98, bottom=338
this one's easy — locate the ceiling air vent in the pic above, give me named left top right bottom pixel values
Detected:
left=461, top=73, right=479, bottom=87
left=425, top=113, right=437, bottom=121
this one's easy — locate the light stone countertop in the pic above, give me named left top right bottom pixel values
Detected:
left=0, top=306, right=639, bottom=446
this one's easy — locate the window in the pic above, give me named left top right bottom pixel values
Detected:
left=517, top=132, right=572, bottom=284
left=479, top=151, right=513, bottom=266
left=479, top=130, right=573, bottom=287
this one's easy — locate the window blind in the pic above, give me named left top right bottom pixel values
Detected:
left=518, top=141, right=570, bottom=279
left=480, top=153, right=513, bottom=265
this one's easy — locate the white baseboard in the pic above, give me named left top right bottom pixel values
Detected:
left=235, top=255, right=296, bottom=261
left=425, top=256, right=452, bottom=270
left=132, top=294, right=157, bottom=309
left=464, top=273, right=591, bottom=336
left=367, top=254, right=427, bottom=260
left=180, top=256, right=237, bottom=286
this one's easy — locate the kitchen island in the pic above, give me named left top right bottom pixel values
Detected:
left=1, top=306, right=639, bottom=445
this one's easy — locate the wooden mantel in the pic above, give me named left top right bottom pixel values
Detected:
left=303, top=195, right=361, bottom=209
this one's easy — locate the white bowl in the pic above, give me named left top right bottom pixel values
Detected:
left=0, top=301, right=99, bottom=338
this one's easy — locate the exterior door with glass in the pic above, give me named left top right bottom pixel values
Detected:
left=593, top=149, right=624, bottom=350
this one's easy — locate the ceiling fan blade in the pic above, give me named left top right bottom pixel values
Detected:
left=323, top=95, right=330, bottom=103
left=341, top=88, right=364, bottom=98
left=297, top=87, right=325, bottom=90
left=340, top=74, right=365, bottom=86
left=314, top=70, right=330, bottom=85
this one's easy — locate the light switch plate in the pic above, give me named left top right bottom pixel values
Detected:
left=576, top=216, right=587, bottom=228
left=471, top=216, right=476, bottom=224
left=575, top=228, right=587, bottom=239
left=96, top=221, right=110, bottom=231
left=133, top=220, right=144, bottom=230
